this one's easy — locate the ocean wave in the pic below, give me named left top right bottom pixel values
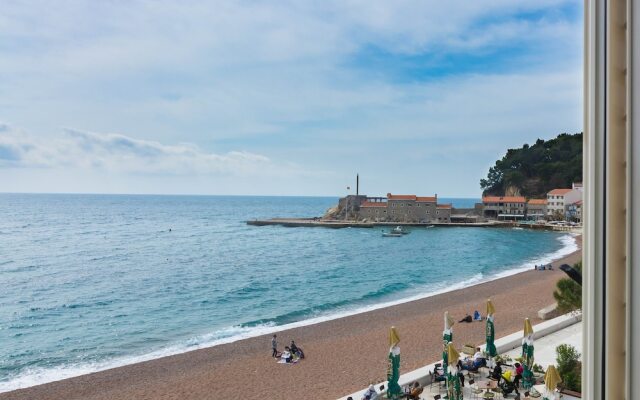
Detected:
left=0, top=233, right=579, bottom=393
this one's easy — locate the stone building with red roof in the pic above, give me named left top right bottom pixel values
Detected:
left=358, top=193, right=451, bottom=222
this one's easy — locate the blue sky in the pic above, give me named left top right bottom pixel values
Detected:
left=0, top=1, right=583, bottom=197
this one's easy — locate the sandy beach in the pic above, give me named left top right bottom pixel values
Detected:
left=2, top=236, right=582, bottom=400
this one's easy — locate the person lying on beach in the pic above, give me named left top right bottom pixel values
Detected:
left=361, top=384, right=378, bottom=400
left=458, top=315, right=473, bottom=323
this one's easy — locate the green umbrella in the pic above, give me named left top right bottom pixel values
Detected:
left=442, top=311, right=455, bottom=374
left=446, top=343, right=463, bottom=400
left=386, top=326, right=402, bottom=399
left=522, top=318, right=535, bottom=389
left=485, top=299, right=497, bottom=358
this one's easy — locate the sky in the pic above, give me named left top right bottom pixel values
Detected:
left=0, top=0, right=583, bottom=197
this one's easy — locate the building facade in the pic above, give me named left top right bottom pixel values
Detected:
left=482, top=196, right=526, bottom=219
left=546, top=188, right=582, bottom=218
left=566, top=200, right=582, bottom=222
left=358, top=193, right=450, bottom=223
left=526, top=199, right=547, bottom=220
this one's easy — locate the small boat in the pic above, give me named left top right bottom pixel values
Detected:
left=392, top=226, right=410, bottom=235
left=382, top=232, right=403, bottom=237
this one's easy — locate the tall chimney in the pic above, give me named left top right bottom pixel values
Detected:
left=356, top=174, right=359, bottom=196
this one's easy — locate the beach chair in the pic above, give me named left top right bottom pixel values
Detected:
left=428, top=365, right=446, bottom=392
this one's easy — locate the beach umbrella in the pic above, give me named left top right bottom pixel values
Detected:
left=442, top=311, right=455, bottom=374
left=543, top=365, right=562, bottom=400
left=446, top=343, right=463, bottom=400
left=485, top=299, right=497, bottom=358
left=522, top=318, right=535, bottom=389
left=386, top=326, right=402, bottom=399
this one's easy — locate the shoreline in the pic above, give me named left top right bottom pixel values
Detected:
left=2, top=235, right=582, bottom=400
left=0, top=232, right=578, bottom=393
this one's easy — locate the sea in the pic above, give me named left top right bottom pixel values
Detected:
left=0, top=194, right=577, bottom=392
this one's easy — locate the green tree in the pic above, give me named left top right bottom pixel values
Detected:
left=480, top=132, right=583, bottom=198
left=556, top=344, right=582, bottom=392
left=553, top=261, right=582, bottom=313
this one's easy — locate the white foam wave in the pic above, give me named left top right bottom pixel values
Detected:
left=0, top=233, right=579, bottom=393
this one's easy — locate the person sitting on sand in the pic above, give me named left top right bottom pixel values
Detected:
left=473, top=310, right=482, bottom=321
left=407, top=381, right=423, bottom=400
left=290, top=340, right=305, bottom=359
left=361, top=384, right=378, bottom=400
left=281, top=347, right=293, bottom=363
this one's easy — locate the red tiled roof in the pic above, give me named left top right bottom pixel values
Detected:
left=571, top=200, right=583, bottom=206
left=528, top=199, right=547, bottom=205
left=436, top=203, right=452, bottom=209
left=482, top=196, right=526, bottom=203
left=387, top=193, right=417, bottom=201
left=360, top=201, right=387, bottom=208
left=548, top=188, right=572, bottom=195
left=416, top=196, right=437, bottom=202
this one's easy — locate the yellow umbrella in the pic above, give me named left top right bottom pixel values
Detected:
left=445, top=311, right=455, bottom=331
left=486, top=299, right=496, bottom=316
left=524, top=318, right=534, bottom=337
left=486, top=299, right=497, bottom=357
left=447, top=342, right=460, bottom=365
left=389, top=326, right=400, bottom=348
left=544, top=365, right=562, bottom=392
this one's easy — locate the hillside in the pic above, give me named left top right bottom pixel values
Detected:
left=480, top=132, right=583, bottom=198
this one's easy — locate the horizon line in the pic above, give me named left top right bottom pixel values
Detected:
left=0, top=191, right=483, bottom=198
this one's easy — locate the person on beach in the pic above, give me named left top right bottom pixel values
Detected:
left=458, top=314, right=472, bottom=323
left=473, top=347, right=486, bottom=367
left=407, top=381, right=423, bottom=400
left=491, top=361, right=503, bottom=381
left=514, top=362, right=524, bottom=387
left=290, top=340, right=305, bottom=359
left=281, top=347, right=293, bottom=363
left=271, top=334, right=278, bottom=357
left=361, top=384, right=378, bottom=400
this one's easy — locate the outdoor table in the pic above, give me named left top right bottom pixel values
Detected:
left=476, top=379, right=498, bottom=394
left=476, top=380, right=497, bottom=390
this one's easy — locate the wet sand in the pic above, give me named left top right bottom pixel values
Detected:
left=2, top=237, right=581, bottom=400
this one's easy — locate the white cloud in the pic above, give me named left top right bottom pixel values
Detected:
left=0, top=124, right=297, bottom=177
left=0, top=1, right=582, bottom=196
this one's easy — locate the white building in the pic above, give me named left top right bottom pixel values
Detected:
left=546, top=188, right=583, bottom=219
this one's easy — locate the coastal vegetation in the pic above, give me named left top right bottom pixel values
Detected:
left=556, top=343, right=582, bottom=392
left=480, top=133, right=583, bottom=198
left=553, top=261, right=582, bottom=313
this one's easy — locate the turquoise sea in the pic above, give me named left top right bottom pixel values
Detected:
left=0, top=194, right=577, bottom=392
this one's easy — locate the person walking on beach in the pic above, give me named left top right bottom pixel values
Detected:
left=271, top=334, right=278, bottom=357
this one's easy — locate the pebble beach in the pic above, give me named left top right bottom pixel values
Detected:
left=1, top=236, right=581, bottom=400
